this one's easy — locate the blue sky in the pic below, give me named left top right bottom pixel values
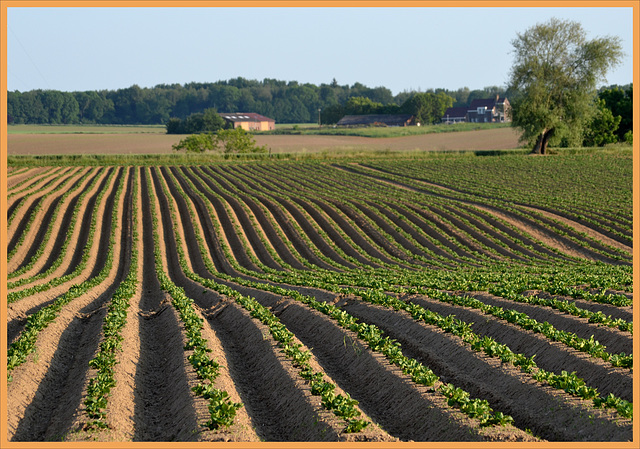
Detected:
left=6, top=5, right=635, bottom=95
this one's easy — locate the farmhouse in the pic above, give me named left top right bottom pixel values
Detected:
left=219, top=112, right=276, bottom=131
left=441, top=96, right=511, bottom=124
left=336, top=114, right=416, bottom=127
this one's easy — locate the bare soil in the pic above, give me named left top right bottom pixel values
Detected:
left=8, top=127, right=522, bottom=155
left=5, top=158, right=632, bottom=443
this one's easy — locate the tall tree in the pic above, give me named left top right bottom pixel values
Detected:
left=598, top=85, right=633, bottom=141
left=507, top=18, right=623, bottom=154
left=401, top=92, right=453, bottom=125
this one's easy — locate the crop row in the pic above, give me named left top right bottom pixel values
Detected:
left=163, top=165, right=633, bottom=413
left=6, top=154, right=632, bottom=442
left=8, top=167, right=125, bottom=377
left=156, top=165, right=519, bottom=429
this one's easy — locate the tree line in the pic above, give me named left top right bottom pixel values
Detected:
left=7, top=77, right=509, bottom=126
left=8, top=74, right=632, bottom=147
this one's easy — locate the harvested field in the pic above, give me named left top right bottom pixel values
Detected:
left=4, top=148, right=634, bottom=443
left=7, top=127, right=522, bottom=155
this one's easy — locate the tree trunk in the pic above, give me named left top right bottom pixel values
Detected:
left=531, top=128, right=555, bottom=155
left=540, top=128, right=555, bottom=154
left=531, top=132, right=544, bottom=154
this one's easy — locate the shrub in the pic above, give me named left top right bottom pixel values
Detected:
left=172, top=127, right=268, bottom=154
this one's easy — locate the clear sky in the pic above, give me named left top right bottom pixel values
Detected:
left=6, top=4, right=635, bottom=95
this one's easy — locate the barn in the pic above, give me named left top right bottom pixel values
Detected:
left=219, top=113, right=276, bottom=131
left=441, top=107, right=468, bottom=124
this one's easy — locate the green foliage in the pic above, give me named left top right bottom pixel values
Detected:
left=145, top=169, right=243, bottom=430
left=583, top=98, right=621, bottom=147
left=598, top=85, right=633, bottom=141
left=7, top=79, right=508, bottom=126
left=319, top=92, right=454, bottom=125
left=172, top=127, right=268, bottom=154
left=345, top=96, right=384, bottom=115
left=400, top=92, right=454, bottom=125
left=216, top=127, right=268, bottom=153
left=171, top=133, right=217, bottom=153
left=166, top=108, right=227, bottom=134
left=508, top=18, right=624, bottom=153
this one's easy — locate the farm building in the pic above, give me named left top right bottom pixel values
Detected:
left=219, top=113, right=276, bottom=131
left=441, top=96, right=511, bottom=124
left=441, top=107, right=468, bottom=124
left=336, top=114, right=417, bottom=127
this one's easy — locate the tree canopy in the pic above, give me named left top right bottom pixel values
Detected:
left=507, top=18, right=624, bottom=153
left=7, top=78, right=507, bottom=126
left=166, top=108, right=228, bottom=134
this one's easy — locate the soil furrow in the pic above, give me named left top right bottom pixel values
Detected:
left=9, top=168, right=104, bottom=282
left=208, top=164, right=360, bottom=271
left=403, top=294, right=632, bottom=402
left=276, top=196, right=359, bottom=270
left=151, top=166, right=379, bottom=441
left=202, top=165, right=337, bottom=270
left=7, top=167, right=77, bottom=242
left=329, top=200, right=426, bottom=265
left=7, top=167, right=68, bottom=211
left=346, top=163, right=622, bottom=264
left=131, top=167, right=201, bottom=441
left=170, top=166, right=284, bottom=271
left=518, top=205, right=632, bottom=248
left=230, top=165, right=389, bottom=269
left=206, top=280, right=536, bottom=442
left=290, top=196, right=385, bottom=268
left=200, top=166, right=316, bottom=270
left=6, top=167, right=50, bottom=190
left=426, top=202, right=532, bottom=262
left=349, top=200, right=444, bottom=266
left=453, top=202, right=561, bottom=260
left=7, top=167, right=121, bottom=344
left=514, top=208, right=631, bottom=263
left=308, top=197, right=413, bottom=267
left=467, top=292, right=632, bottom=354
left=335, top=296, right=631, bottom=441
left=184, top=166, right=263, bottom=273
left=523, top=291, right=633, bottom=323
left=7, top=167, right=131, bottom=442
left=9, top=168, right=94, bottom=276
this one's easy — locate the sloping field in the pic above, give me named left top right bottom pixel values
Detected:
left=4, top=149, right=634, bottom=443
left=7, top=127, right=521, bottom=155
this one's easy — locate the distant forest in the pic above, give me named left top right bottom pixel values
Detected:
left=7, top=77, right=512, bottom=125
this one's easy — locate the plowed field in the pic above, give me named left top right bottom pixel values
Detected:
left=7, top=127, right=521, bottom=154
left=4, top=149, right=635, bottom=443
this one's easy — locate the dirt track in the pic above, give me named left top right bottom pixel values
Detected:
left=8, top=127, right=522, bottom=155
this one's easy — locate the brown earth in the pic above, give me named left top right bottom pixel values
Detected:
left=7, top=127, right=522, bottom=155
left=343, top=164, right=632, bottom=264
left=7, top=167, right=130, bottom=441
left=5, top=160, right=632, bottom=443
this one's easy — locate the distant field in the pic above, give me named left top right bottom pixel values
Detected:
left=268, top=122, right=512, bottom=138
left=8, top=127, right=523, bottom=155
left=7, top=124, right=166, bottom=134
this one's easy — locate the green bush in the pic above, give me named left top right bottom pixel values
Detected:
left=172, top=127, right=268, bottom=154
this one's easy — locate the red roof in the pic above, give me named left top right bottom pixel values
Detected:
left=219, top=112, right=275, bottom=122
